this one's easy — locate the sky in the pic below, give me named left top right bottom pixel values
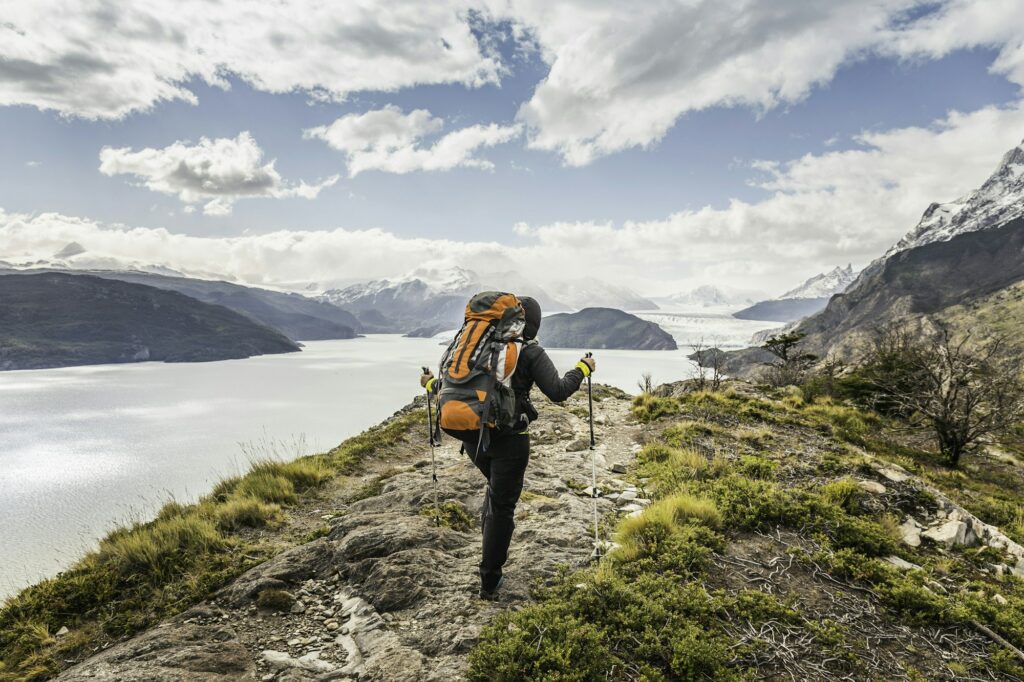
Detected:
left=2, top=0, right=1024, bottom=298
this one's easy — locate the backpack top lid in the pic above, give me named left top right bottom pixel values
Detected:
left=465, top=291, right=525, bottom=341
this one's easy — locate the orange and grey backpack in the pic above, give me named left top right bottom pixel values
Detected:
left=435, top=291, right=526, bottom=457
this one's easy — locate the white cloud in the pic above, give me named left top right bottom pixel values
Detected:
left=497, top=0, right=1024, bottom=165
left=4, top=0, right=1023, bottom=171
left=0, top=0, right=501, bottom=119
left=6, top=103, right=1023, bottom=295
left=879, top=0, right=1024, bottom=86
left=305, top=106, right=521, bottom=176
left=98, top=132, right=338, bottom=215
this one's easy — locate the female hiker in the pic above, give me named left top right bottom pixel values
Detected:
left=419, top=294, right=596, bottom=600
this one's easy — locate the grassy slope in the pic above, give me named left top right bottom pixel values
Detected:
left=938, top=280, right=1024, bottom=354
left=0, top=407, right=425, bottom=681
left=469, top=387, right=1024, bottom=681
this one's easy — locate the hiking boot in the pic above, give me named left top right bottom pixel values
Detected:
left=479, top=576, right=504, bottom=601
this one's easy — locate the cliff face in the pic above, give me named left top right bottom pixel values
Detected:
left=0, top=272, right=300, bottom=370
left=796, top=215, right=1024, bottom=359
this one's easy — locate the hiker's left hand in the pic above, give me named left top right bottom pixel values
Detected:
left=579, top=356, right=596, bottom=373
left=420, top=370, right=434, bottom=388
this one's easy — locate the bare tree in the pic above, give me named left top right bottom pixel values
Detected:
left=863, top=325, right=1024, bottom=466
left=637, top=371, right=655, bottom=394
left=688, top=337, right=726, bottom=391
left=689, top=338, right=709, bottom=390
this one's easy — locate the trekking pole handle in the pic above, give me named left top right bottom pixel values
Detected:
left=421, top=366, right=431, bottom=374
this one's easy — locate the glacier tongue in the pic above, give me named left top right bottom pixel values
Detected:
left=886, top=140, right=1024, bottom=257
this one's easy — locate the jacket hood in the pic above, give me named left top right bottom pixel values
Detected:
left=520, top=296, right=541, bottom=341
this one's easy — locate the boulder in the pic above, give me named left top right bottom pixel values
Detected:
left=877, top=466, right=911, bottom=483
left=900, top=518, right=922, bottom=547
left=858, top=480, right=887, bottom=495
left=922, top=520, right=977, bottom=548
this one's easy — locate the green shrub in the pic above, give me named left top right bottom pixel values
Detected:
left=205, top=476, right=241, bottom=503
left=233, top=472, right=297, bottom=505
left=328, top=409, right=422, bottom=471
left=614, top=494, right=722, bottom=565
left=821, top=478, right=864, bottom=514
left=214, top=497, right=280, bottom=530
left=468, top=603, right=614, bottom=681
left=662, top=419, right=724, bottom=446
left=154, top=500, right=187, bottom=522
left=248, top=457, right=331, bottom=492
left=96, top=515, right=224, bottom=580
left=631, top=394, right=681, bottom=422
left=636, top=444, right=710, bottom=494
left=738, top=454, right=777, bottom=480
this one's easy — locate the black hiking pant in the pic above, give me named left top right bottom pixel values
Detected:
left=466, top=433, right=530, bottom=592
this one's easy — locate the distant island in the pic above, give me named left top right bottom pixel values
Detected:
left=538, top=307, right=677, bottom=350
left=0, top=273, right=300, bottom=370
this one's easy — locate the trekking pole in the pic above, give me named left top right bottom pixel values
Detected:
left=423, top=367, right=440, bottom=526
left=585, top=352, right=601, bottom=559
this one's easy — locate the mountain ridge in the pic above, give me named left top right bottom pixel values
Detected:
left=0, top=273, right=300, bottom=370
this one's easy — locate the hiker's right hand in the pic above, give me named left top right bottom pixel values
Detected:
left=578, top=356, right=596, bottom=375
left=420, top=369, right=434, bottom=388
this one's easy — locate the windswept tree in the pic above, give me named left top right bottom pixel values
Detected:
left=760, top=331, right=818, bottom=387
left=858, top=325, right=1024, bottom=466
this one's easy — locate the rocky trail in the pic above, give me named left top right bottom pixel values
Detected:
left=56, top=386, right=643, bottom=681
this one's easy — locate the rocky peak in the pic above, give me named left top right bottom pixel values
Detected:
left=886, top=137, right=1024, bottom=257
left=780, top=264, right=857, bottom=300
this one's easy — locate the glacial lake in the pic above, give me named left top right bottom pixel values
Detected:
left=0, top=312, right=779, bottom=598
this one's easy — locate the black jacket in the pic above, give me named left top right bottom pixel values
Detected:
left=510, top=342, right=585, bottom=425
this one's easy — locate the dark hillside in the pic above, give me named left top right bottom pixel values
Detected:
left=0, top=273, right=300, bottom=370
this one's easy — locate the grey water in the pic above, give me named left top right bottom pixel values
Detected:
left=0, top=313, right=778, bottom=599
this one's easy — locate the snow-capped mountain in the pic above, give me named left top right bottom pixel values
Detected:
left=0, top=241, right=221, bottom=281
left=757, top=137, right=1024, bottom=364
left=660, top=285, right=755, bottom=310
left=780, top=265, right=857, bottom=300
left=319, top=267, right=570, bottom=334
left=550, top=277, right=659, bottom=311
left=733, top=265, right=857, bottom=323
left=887, top=139, right=1024, bottom=257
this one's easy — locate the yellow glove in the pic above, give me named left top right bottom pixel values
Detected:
left=576, top=356, right=596, bottom=377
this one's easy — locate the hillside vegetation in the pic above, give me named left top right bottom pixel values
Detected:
left=470, top=385, right=1024, bottom=680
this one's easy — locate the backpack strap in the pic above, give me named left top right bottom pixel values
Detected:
left=472, top=342, right=502, bottom=460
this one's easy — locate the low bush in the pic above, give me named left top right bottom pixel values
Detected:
left=214, top=497, right=281, bottom=531
left=631, top=394, right=681, bottom=422
left=233, top=472, right=297, bottom=505
left=96, top=515, right=224, bottom=580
